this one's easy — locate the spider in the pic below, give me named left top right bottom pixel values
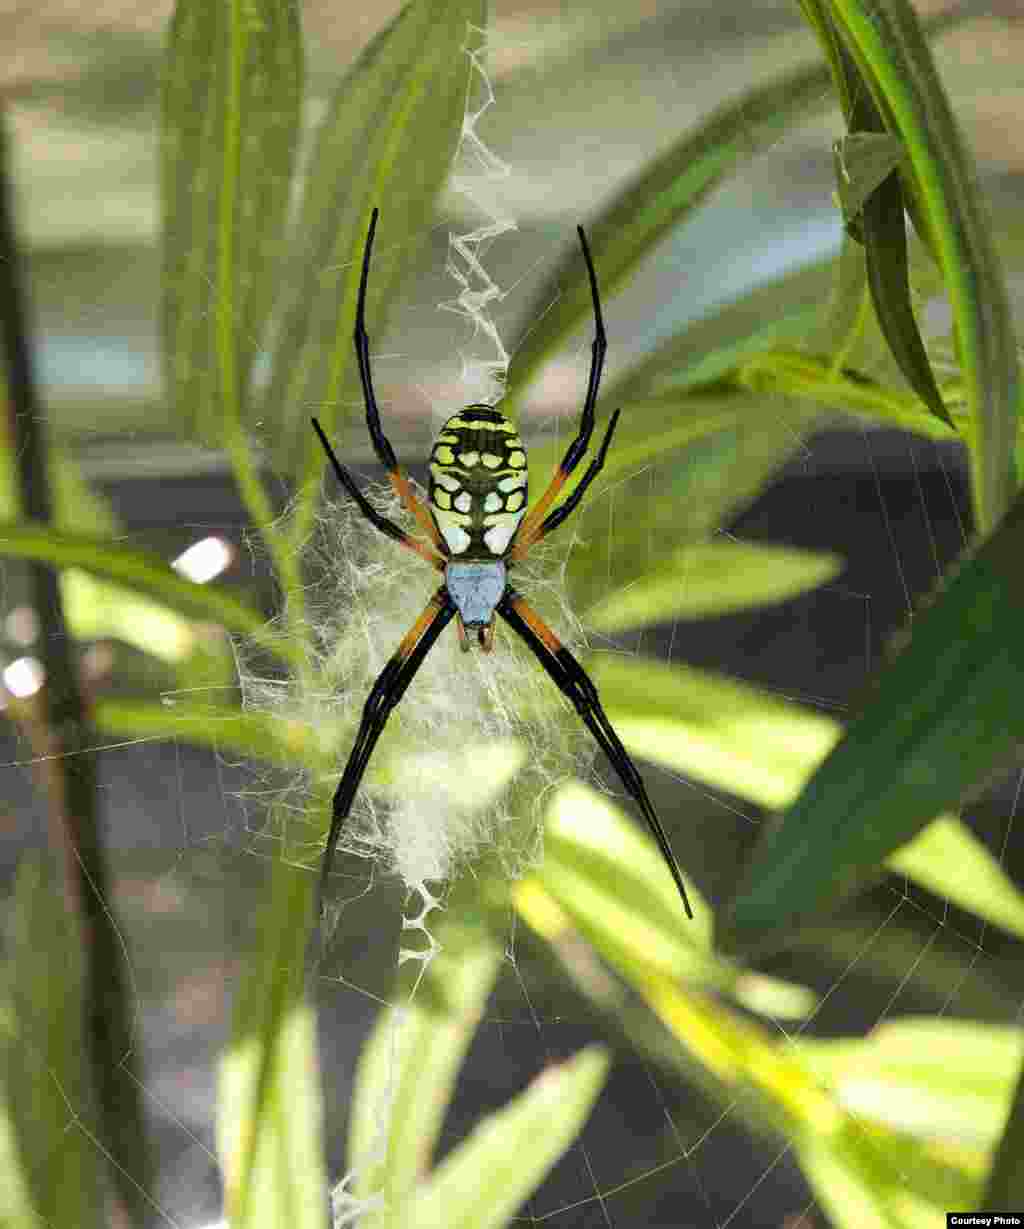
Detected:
left=310, top=207, right=693, bottom=932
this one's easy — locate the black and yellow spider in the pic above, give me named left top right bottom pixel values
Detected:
left=310, top=207, right=693, bottom=929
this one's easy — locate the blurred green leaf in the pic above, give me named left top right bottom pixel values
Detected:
left=722, top=487, right=1024, bottom=957
left=800, top=1123, right=981, bottom=1229
left=985, top=1060, right=1024, bottom=1208
left=0, top=858, right=102, bottom=1228
left=507, top=58, right=837, bottom=408
left=737, top=347, right=957, bottom=439
left=507, top=4, right=972, bottom=415
left=796, top=1017, right=1024, bottom=1146
left=268, top=0, right=483, bottom=500
left=585, top=538, right=843, bottom=633
left=890, top=815, right=1024, bottom=943
left=0, top=442, right=117, bottom=531
left=94, top=698, right=327, bottom=769
left=557, top=400, right=823, bottom=613
left=62, top=567, right=199, bottom=662
left=608, top=271, right=833, bottom=413
left=161, top=0, right=303, bottom=441
left=382, top=1046, right=609, bottom=1229
left=218, top=864, right=322, bottom=1227
left=350, top=922, right=502, bottom=1212
left=590, top=654, right=1024, bottom=947
left=589, top=652, right=838, bottom=812
left=827, top=0, right=1019, bottom=532
left=0, top=522, right=294, bottom=667
left=523, top=782, right=817, bottom=1021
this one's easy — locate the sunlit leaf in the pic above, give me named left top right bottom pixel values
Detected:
left=349, top=922, right=502, bottom=1210
left=795, top=1017, right=1024, bottom=1146
left=585, top=538, right=843, bottom=633
left=381, top=1047, right=609, bottom=1229
left=889, top=815, right=1024, bottom=943
left=218, top=865, right=323, bottom=1227
left=0, top=522, right=294, bottom=667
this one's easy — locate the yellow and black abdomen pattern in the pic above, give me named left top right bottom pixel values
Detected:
left=428, top=405, right=528, bottom=558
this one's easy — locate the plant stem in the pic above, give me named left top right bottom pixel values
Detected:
left=0, top=111, right=152, bottom=1226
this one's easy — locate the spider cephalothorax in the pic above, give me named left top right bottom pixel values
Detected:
left=309, top=208, right=693, bottom=956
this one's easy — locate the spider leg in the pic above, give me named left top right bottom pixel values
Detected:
left=312, top=586, right=457, bottom=944
left=497, top=590, right=694, bottom=920
left=511, top=409, right=620, bottom=560
left=511, top=224, right=607, bottom=557
left=354, top=208, right=447, bottom=555
left=312, top=417, right=445, bottom=571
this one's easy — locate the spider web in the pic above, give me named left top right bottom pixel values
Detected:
left=2, top=7, right=1022, bottom=1229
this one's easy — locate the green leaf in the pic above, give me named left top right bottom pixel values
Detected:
left=506, top=59, right=837, bottom=408
left=589, top=653, right=839, bottom=812
left=94, top=698, right=328, bottom=769
left=161, top=0, right=303, bottom=441
left=721, top=486, right=1024, bottom=957
left=349, top=922, right=502, bottom=1211
left=505, top=4, right=973, bottom=416
left=217, top=864, right=323, bottom=1227
left=382, top=1047, right=609, bottom=1229
left=525, top=783, right=817, bottom=1021
left=827, top=0, right=1019, bottom=532
left=839, top=66, right=953, bottom=429
left=0, top=858, right=102, bottom=1227
left=267, top=0, right=484, bottom=497
left=833, top=131, right=903, bottom=234
left=585, top=538, right=843, bottom=633
left=608, top=267, right=830, bottom=406
left=796, top=1017, right=1024, bottom=1146
left=985, top=1060, right=1024, bottom=1208
left=889, top=815, right=1024, bottom=943
left=799, top=1124, right=981, bottom=1229
left=555, top=400, right=823, bottom=613
left=0, top=522, right=294, bottom=667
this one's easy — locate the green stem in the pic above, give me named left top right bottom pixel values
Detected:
left=217, top=0, right=309, bottom=673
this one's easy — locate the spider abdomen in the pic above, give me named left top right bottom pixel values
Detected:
left=429, top=405, right=528, bottom=558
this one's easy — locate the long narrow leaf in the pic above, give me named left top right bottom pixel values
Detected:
left=161, top=0, right=302, bottom=442
left=381, top=1048, right=609, bottom=1229
left=0, top=522, right=294, bottom=667
left=268, top=0, right=483, bottom=505
left=721, top=487, right=1024, bottom=957
left=218, top=865, right=324, bottom=1228
left=827, top=0, right=1019, bottom=532
left=348, top=924, right=502, bottom=1212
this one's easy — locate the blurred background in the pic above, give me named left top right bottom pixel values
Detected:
left=1, top=1, right=1022, bottom=1226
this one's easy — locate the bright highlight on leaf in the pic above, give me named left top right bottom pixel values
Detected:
left=172, top=535, right=234, bottom=583
left=2, top=656, right=45, bottom=698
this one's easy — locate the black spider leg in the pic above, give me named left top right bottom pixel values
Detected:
left=351, top=208, right=447, bottom=553
left=311, top=417, right=444, bottom=569
left=511, top=224, right=608, bottom=556
left=564, top=224, right=607, bottom=473
left=497, top=590, right=694, bottom=920
left=533, top=407, right=620, bottom=543
left=309, top=587, right=457, bottom=963
left=354, top=207, right=397, bottom=471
